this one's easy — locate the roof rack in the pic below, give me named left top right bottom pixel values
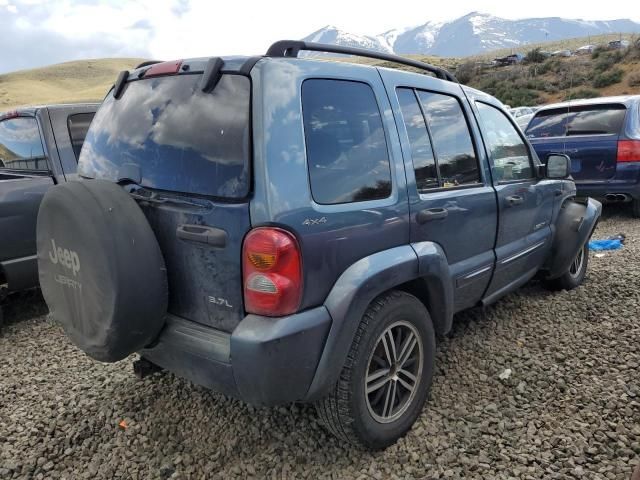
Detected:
left=266, top=40, right=458, bottom=83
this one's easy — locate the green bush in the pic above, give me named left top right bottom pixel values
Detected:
left=628, top=72, right=640, bottom=87
left=537, top=59, right=562, bottom=75
left=594, top=51, right=624, bottom=73
left=592, top=68, right=624, bottom=88
left=456, top=61, right=477, bottom=84
left=525, top=48, right=547, bottom=64
left=564, top=89, right=601, bottom=101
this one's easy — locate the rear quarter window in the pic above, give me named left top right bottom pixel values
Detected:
left=0, top=117, right=47, bottom=171
left=527, top=104, right=627, bottom=138
left=301, top=79, right=392, bottom=205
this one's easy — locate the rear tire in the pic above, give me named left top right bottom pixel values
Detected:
left=632, top=199, right=640, bottom=218
left=315, top=290, right=435, bottom=450
left=543, top=243, right=589, bottom=291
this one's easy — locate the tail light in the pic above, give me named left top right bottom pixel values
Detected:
left=617, top=140, right=640, bottom=162
left=242, top=227, right=302, bottom=317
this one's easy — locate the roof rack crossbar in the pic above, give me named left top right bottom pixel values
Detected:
left=266, top=40, right=457, bottom=83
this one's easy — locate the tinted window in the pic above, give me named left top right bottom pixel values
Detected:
left=302, top=79, right=391, bottom=204
left=526, top=104, right=627, bottom=138
left=477, top=102, right=533, bottom=181
left=397, top=88, right=438, bottom=191
left=79, top=74, right=250, bottom=198
left=0, top=117, right=47, bottom=171
left=417, top=91, right=480, bottom=187
left=68, top=113, right=95, bottom=160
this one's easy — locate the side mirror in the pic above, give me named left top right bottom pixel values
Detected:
left=546, top=153, right=571, bottom=179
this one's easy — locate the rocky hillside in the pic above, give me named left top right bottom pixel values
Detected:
left=459, top=40, right=640, bottom=106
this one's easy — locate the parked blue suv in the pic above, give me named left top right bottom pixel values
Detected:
left=36, top=41, right=601, bottom=449
left=526, top=95, right=640, bottom=216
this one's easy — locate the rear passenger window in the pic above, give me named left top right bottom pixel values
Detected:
left=476, top=102, right=533, bottom=181
left=68, top=113, right=95, bottom=160
left=417, top=91, right=480, bottom=188
left=302, top=79, right=392, bottom=204
left=397, top=89, right=438, bottom=191
left=0, top=117, right=47, bottom=171
left=396, top=88, right=480, bottom=191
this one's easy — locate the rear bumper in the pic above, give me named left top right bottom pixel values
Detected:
left=141, top=306, right=332, bottom=406
left=574, top=162, right=640, bottom=201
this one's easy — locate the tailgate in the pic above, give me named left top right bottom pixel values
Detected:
left=139, top=198, right=250, bottom=332
left=529, top=135, right=619, bottom=181
left=526, top=103, right=627, bottom=181
left=77, top=68, right=252, bottom=332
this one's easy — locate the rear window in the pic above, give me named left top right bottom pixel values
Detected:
left=68, top=113, right=95, bottom=160
left=302, top=79, right=392, bottom=204
left=0, top=117, right=47, bottom=171
left=526, top=104, right=627, bottom=138
left=78, top=74, right=250, bottom=198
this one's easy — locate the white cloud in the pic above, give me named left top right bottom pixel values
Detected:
left=0, top=0, right=639, bottom=73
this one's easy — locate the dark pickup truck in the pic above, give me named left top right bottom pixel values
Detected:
left=0, top=104, right=97, bottom=315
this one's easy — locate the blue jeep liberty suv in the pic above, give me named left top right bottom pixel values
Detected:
left=36, top=41, right=601, bottom=449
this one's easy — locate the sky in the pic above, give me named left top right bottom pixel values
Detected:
left=1, top=0, right=639, bottom=73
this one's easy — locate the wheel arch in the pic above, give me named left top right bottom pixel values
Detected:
left=543, top=197, right=601, bottom=280
left=305, top=242, right=453, bottom=401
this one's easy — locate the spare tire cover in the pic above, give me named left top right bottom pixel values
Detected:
left=37, top=180, right=167, bottom=362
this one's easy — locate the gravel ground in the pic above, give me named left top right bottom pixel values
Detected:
left=1, top=205, right=639, bottom=480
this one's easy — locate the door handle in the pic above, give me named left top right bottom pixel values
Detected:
left=176, top=224, right=227, bottom=247
left=505, top=195, right=524, bottom=206
left=416, top=207, right=448, bottom=224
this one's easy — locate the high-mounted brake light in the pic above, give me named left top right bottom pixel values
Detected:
left=617, top=140, right=640, bottom=163
left=143, top=60, right=183, bottom=78
left=242, top=228, right=303, bottom=317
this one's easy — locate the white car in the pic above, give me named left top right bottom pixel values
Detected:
left=509, top=107, right=534, bottom=119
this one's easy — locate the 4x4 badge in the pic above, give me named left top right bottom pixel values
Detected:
left=302, top=217, right=327, bottom=226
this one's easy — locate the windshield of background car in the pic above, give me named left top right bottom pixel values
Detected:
left=526, top=104, right=626, bottom=138
left=78, top=73, right=251, bottom=198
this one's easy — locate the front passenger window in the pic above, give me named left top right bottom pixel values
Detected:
left=476, top=102, right=533, bottom=182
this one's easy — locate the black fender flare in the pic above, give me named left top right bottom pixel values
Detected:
left=305, top=242, right=453, bottom=401
left=545, top=197, right=602, bottom=279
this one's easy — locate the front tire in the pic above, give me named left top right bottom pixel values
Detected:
left=315, top=290, right=435, bottom=450
left=543, top=243, right=589, bottom=291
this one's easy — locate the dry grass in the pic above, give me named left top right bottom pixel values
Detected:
left=0, top=58, right=146, bottom=112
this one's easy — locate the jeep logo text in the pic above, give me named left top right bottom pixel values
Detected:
left=49, top=239, right=81, bottom=276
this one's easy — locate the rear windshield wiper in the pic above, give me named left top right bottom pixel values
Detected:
left=129, top=187, right=209, bottom=209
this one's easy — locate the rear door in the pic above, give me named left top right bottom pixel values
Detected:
left=380, top=70, right=498, bottom=312
left=472, top=99, right=555, bottom=298
left=78, top=71, right=252, bottom=333
left=526, top=104, right=627, bottom=181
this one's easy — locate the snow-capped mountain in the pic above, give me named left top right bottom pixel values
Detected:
left=302, top=26, right=391, bottom=54
left=302, top=13, right=640, bottom=57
